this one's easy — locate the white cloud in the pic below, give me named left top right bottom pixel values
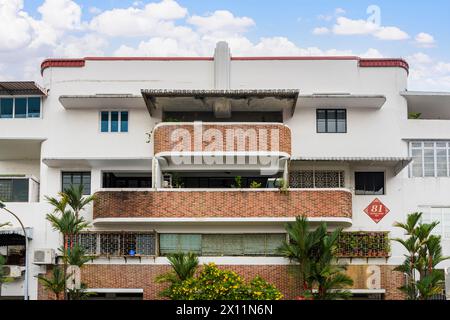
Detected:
left=0, top=0, right=32, bottom=51
left=188, top=10, right=255, bottom=37
left=89, top=7, right=102, bottom=15
left=332, top=17, right=409, bottom=40
left=335, top=8, right=346, bottom=15
left=53, top=34, right=108, bottom=57
left=313, top=27, right=330, bottom=35
left=415, top=32, right=435, bottom=47
left=38, top=0, right=82, bottom=30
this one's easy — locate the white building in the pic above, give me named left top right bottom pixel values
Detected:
left=1, top=42, right=449, bottom=300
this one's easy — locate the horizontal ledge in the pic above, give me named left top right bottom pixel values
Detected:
left=59, top=95, right=146, bottom=109
left=297, top=94, right=387, bottom=109
left=95, top=188, right=352, bottom=193
left=86, top=288, right=144, bottom=294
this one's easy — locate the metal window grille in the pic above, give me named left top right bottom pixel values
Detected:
left=290, top=171, right=345, bottom=188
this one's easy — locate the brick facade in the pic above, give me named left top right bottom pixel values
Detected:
left=93, top=189, right=352, bottom=219
left=153, top=123, right=291, bottom=155
left=38, top=264, right=404, bottom=300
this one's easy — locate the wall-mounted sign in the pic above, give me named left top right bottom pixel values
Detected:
left=364, top=198, right=390, bottom=224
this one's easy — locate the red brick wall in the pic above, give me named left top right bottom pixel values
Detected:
left=153, top=123, right=291, bottom=155
left=38, top=264, right=404, bottom=300
left=93, top=190, right=352, bottom=219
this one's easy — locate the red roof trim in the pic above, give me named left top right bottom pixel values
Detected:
left=41, top=59, right=85, bottom=75
left=359, top=58, right=409, bottom=74
left=84, top=57, right=214, bottom=61
left=231, top=56, right=359, bottom=61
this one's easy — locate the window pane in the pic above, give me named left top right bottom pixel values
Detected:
left=0, top=179, right=13, bottom=202
left=317, top=110, right=326, bottom=133
left=411, top=149, right=423, bottom=177
left=62, top=172, right=91, bottom=195
left=223, top=234, right=244, bottom=256
left=424, top=149, right=435, bottom=177
left=111, top=111, right=119, bottom=132
left=336, top=110, right=347, bottom=133
left=436, top=149, right=447, bottom=177
left=100, top=234, right=120, bottom=256
left=0, top=98, right=13, bottom=118
left=355, top=172, right=385, bottom=195
left=179, top=234, right=202, bottom=254
left=202, top=234, right=223, bottom=256
left=120, top=111, right=128, bottom=132
left=14, top=98, right=27, bottom=118
left=101, top=111, right=109, bottom=132
left=135, top=234, right=155, bottom=255
left=326, top=110, right=337, bottom=133
left=243, top=234, right=266, bottom=255
left=27, top=98, right=41, bottom=118
left=159, top=234, right=179, bottom=255
left=266, top=234, right=285, bottom=255
left=12, top=179, right=29, bottom=202
left=373, top=172, right=385, bottom=195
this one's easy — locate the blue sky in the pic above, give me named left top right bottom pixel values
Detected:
left=2, top=0, right=450, bottom=90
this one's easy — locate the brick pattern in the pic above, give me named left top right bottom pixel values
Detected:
left=93, top=190, right=352, bottom=219
left=153, top=123, right=291, bottom=155
left=38, top=264, right=405, bottom=300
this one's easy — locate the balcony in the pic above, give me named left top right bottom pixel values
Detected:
left=93, top=189, right=352, bottom=224
left=153, top=123, right=291, bottom=155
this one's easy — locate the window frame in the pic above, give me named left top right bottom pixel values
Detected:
left=99, top=110, right=129, bottom=133
left=0, top=96, right=42, bottom=119
left=419, top=206, right=450, bottom=240
left=316, top=108, right=347, bottom=134
left=354, top=171, right=386, bottom=196
left=0, top=177, right=30, bottom=203
left=409, top=141, right=450, bottom=178
left=61, top=171, right=92, bottom=195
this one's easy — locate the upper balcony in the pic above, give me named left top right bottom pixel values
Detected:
left=153, top=122, right=292, bottom=156
left=92, top=188, right=352, bottom=226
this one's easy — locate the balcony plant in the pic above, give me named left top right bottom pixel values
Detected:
left=0, top=255, right=14, bottom=297
left=393, top=212, right=449, bottom=300
left=278, top=216, right=353, bottom=300
left=250, top=181, right=262, bottom=188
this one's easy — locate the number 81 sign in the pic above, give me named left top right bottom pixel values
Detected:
left=364, top=198, right=390, bottom=223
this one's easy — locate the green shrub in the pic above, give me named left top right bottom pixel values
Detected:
left=167, top=263, right=283, bottom=300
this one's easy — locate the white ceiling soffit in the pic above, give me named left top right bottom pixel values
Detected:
left=401, top=91, right=450, bottom=119
left=42, top=157, right=153, bottom=168
left=58, top=95, right=146, bottom=109
left=297, top=94, right=386, bottom=109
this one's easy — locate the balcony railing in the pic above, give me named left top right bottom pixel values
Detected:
left=93, top=189, right=352, bottom=221
left=153, top=123, right=291, bottom=155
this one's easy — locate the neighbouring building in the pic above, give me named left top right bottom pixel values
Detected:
left=1, top=42, right=449, bottom=300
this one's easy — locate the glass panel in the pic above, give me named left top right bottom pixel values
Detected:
left=202, top=234, right=223, bottom=256
left=223, top=234, right=244, bottom=256
left=0, top=98, right=14, bottom=118
left=101, top=111, right=109, bottom=132
left=317, top=110, right=326, bottom=133
left=373, top=172, right=385, bottom=195
left=355, top=172, right=384, bottom=195
left=159, top=234, right=179, bottom=255
left=78, top=234, right=98, bottom=255
left=179, top=234, right=202, bottom=254
left=136, top=234, right=155, bottom=255
left=111, top=111, right=119, bottom=132
left=411, top=149, right=423, bottom=177
left=326, top=110, right=337, bottom=133
left=266, top=234, right=285, bottom=255
left=100, top=234, right=120, bottom=256
left=411, top=142, right=422, bottom=148
left=436, top=149, right=447, bottom=177
left=0, top=179, right=13, bottom=202
left=12, top=179, right=29, bottom=202
left=81, top=173, right=91, bottom=195
left=243, top=234, right=266, bottom=255
left=336, top=110, right=347, bottom=133
left=27, top=98, right=41, bottom=118
left=424, top=149, right=435, bottom=177
left=14, top=98, right=27, bottom=118
left=355, top=172, right=366, bottom=195
left=120, top=111, right=128, bottom=132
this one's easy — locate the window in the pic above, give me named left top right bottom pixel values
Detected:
left=159, top=234, right=285, bottom=256
left=290, top=171, right=345, bottom=188
left=355, top=172, right=385, bottom=195
left=100, top=111, right=128, bottom=133
left=421, top=207, right=450, bottom=240
left=410, top=141, right=450, bottom=177
left=0, top=97, right=41, bottom=119
left=0, top=179, right=29, bottom=202
left=317, top=109, right=346, bottom=133
left=62, top=172, right=91, bottom=195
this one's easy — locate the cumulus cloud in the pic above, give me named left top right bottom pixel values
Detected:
left=312, top=27, right=330, bottom=35
left=0, top=0, right=32, bottom=51
left=332, top=17, right=409, bottom=40
left=415, top=32, right=435, bottom=48
left=188, top=10, right=255, bottom=37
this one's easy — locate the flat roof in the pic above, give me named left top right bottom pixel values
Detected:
left=0, top=82, right=47, bottom=96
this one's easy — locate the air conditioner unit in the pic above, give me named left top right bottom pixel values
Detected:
left=33, top=249, right=55, bottom=265
left=2, top=265, right=25, bottom=278
left=266, top=178, right=283, bottom=188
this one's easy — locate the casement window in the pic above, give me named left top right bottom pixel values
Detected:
left=355, top=172, right=385, bottom=195
left=420, top=207, right=450, bottom=240
left=61, top=172, right=91, bottom=195
left=290, top=171, right=345, bottom=188
left=410, top=141, right=450, bottom=178
left=317, top=109, right=347, bottom=133
left=158, top=234, right=285, bottom=256
left=73, top=232, right=156, bottom=256
left=0, top=97, right=41, bottom=119
left=100, top=111, right=128, bottom=133
left=0, top=178, right=29, bottom=202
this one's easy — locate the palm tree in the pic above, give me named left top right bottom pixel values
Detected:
left=156, top=252, right=199, bottom=298
left=62, top=185, right=95, bottom=218
left=36, top=267, right=67, bottom=300
left=0, top=255, right=14, bottom=297
left=393, top=212, right=449, bottom=300
left=278, top=216, right=353, bottom=300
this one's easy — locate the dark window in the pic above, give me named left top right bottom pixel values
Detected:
left=62, top=172, right=91, bottom=195
left=102, top=172, right=152, bottom=188
left=120, top=111, right=128, bottom=132
left=111, top=111, right=119, bottom=132
left=101, top=111, right=109, bottom=132
left=0, top=179, right=29, bottom=202
left=355, top=172, right=385, bottom=195
left=27, top=98, right=41, bottom=118
left=100, top=111, right=128, bottom=132
left=317, top=109, right=347, bottom=133
left=14, top=98, right=27, bottom=118
left=0, top=98, right=14, bottom=118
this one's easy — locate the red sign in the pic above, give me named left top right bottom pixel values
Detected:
left=364, top=198, right=390, bottom=224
